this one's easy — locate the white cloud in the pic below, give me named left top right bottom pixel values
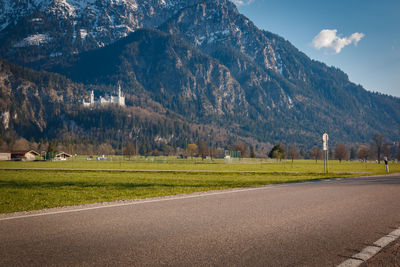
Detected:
left=312, top=29, right=365, bottom=54
left=230, top=0, right=255, bottom=6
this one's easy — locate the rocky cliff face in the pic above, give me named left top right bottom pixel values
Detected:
left=0, top=0, right=206, bottom=67
left=160, top=0, right=294, bottom=111
left=0, top=58, right=86, bottom=138
left=162, top=1, right=281, bottom=73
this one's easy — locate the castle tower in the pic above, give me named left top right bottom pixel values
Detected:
left=118, top=84, right=122, bottom=98
left=90, top=90, right=94, bottom=105
left=118, top=83, right=125, bottom=106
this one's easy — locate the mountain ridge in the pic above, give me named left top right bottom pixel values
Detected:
left=0, top=0, right=399, bottom=152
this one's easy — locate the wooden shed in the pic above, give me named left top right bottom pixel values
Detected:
left=11, top=150, right=40, bottom=161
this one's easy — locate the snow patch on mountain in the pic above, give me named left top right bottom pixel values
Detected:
left=50, top=51, right=63, bottom=57
left=14, top=33, right=52, bottom=47
left=276, top=52, right=283, bottom=75
left=47, top=0, right=77, bottom=17
left=287, top=96, right=294, bottom=109
left=80, top=29, right=88, bottom=39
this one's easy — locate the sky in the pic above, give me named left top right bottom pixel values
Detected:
left=234, top=0, right=400, bottom=97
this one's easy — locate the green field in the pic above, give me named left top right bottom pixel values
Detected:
left=0, top=159, right=398, bottom=214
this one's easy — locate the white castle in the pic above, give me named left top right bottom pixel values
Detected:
left=83, top=84, right=125, bottom=107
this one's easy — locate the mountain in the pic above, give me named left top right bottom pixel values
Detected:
left=157, top=0, right=400, bottom=143
left=0, top=0, right=205, bottom=68
left=0, top=0, right=399, bottom=152
left=56, top=29, right=249, bottom=121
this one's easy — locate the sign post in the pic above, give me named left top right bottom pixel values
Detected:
left=322, top=133, right=329, bottom=173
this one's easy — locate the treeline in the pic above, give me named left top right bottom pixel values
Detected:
left=2, top=131, right=400, bottom=164
left=267, top=134, right=400, bottom=163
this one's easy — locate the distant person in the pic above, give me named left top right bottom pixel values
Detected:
left=384, top=156, right=389, bottom=173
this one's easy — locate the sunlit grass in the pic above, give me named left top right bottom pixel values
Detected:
left=0, top=158, right=397, bottom=174
left=0, top=159, right=398, bottom=213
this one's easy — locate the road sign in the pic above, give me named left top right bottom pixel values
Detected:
left=322, top=133, right=329, bottom=142
left=323, top=143, right=327, bottom=151
left=322, top=133, right=329, bottom=173
left=322, top=133, right=329, bottom=151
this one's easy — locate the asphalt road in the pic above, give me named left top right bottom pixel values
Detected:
left=1, top=174, right=400, bottom=266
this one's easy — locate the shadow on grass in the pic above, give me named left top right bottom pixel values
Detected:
left=0, top=176, right=338, bottom=190
left=0, top=180, right=273, bottom=189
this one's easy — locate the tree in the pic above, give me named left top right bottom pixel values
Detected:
left=310, top=146, right=322, bottom=163
left=334, top=143, right=348, bottom=163
left=357, top=145, right=370, bottom=162
left=139, top=143, right=148, bottom=156
left=46, top=141, right=57, bottom=160
left=383, top=144, right=392, bottom=159
left=372, top=134, right=384, bottom=163
left=329, top=148, right=333, bottom=159
left=123, top=142, right=135, bottom=159
left=12, top=138, right=29, bottom=151
left=288, top=145, right=299, bottom=164
left=0, top=139, right=7, bottom=152
left=350, top=146, right=357, bottom=160
left=151, top=149, right=162, bottom=156
left=269, top=144, right=285, bottom=161
left=232, top=142, right=249, bottom=158
left=250, top=145, right=255, bottom=158
left=98, top=143, right=114, bottom=155
left=198, top=139, right=208, bottom=159
left=187, top=144, right=198, bottom=158
left=396, top=151, right=400, bottom=162
left=299, top=148, right=306, bottom=159
left=29, top=137, right=38, bottom=151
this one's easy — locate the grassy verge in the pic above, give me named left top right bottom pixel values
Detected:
left=0, top=160, right=398, bottom=214
left=0, top=158, right=397, bottom=173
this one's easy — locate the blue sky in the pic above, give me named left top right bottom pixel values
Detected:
left=235, top=0, right=400, bottom=97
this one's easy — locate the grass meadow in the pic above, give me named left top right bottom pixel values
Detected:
left=0, top=158, right=398, bottom=213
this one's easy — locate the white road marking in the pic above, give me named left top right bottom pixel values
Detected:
left=338, top=259, right=364, bottom=267
left=374, top=235, right=398, bottom=248
left=337, top=226, right=400, bottom=267
left=352, top=246, right=381, bottom=261
left=390, top=228, right=400, bottom=237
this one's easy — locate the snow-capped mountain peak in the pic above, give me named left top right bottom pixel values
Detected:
left=0, top=0, right=204, bottom=63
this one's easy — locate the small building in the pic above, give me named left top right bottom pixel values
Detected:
left=55, top=152, right=72, bottom=161
left=0, top=152, right=11, bottom=161
left=11, top=150, right=40, bottom=161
